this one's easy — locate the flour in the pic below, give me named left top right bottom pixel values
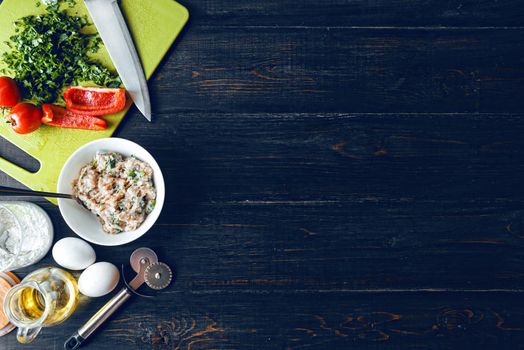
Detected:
left=0, top=206, right=20, bottom=269
left=0, top=202, right=53, bottom=272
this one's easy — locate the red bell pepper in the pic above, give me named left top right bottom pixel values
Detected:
left=64, top=86, right=126, bottom=116
left=42, top=104, right=107, bottom=130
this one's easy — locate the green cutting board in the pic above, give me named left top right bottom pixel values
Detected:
left=0, top=0, right=188, bottom=203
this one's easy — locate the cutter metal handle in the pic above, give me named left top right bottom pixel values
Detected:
left=64, top=287, right=133, bottom=349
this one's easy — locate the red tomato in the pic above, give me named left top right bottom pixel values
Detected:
left=0, top=77, right=21, bottom=107
left=9, top=103, right=42, bottom=134
left=64, top=86, right=126, bottom=116
left=42, top=104, right=107, bottom=130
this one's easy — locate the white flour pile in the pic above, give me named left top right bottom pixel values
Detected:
left=0, top=202, right=53, bottom=271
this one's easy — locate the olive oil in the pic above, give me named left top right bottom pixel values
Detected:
left=3, top=267, right=79, bottom=343
left=17, top=273, right=77, bottom=325
left=18, top=287, right=45, bottom=321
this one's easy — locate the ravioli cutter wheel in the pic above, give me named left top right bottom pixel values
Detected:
left=64, top=248, right=173, bottom=349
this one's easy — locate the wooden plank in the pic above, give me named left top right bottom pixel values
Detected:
left=182, top=0, right=524, bottom=27
left=152, top=27, right=524, bottom=113
left=100, top=292, right=524, bottom=349
left=5, top=291, right=524, bottom=349
left=1, top=0, right=522, bottom=27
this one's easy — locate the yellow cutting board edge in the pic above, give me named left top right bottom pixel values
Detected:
left=0, top=0, right=188, bottom=204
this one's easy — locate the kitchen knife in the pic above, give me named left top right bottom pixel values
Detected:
left=83, top=0, right=151, bottom=121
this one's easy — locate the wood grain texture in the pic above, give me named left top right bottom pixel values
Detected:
left=98, top=292, right=524, bottom=350
left=183, top=0, right=524, bottom=27
left=1, top=113, right=524, bottom=350
left=3, top=290, right=524, bottom=349
left=3, top=112, right=524, bottom=349
left=113, top=112, right=524, bottom=291
left=151, top=27, right=524, bottom=113
left=2, top=0, right=524, bottom=348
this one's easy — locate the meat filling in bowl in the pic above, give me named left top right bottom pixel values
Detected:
left=72, top=152, right=157, bottom=234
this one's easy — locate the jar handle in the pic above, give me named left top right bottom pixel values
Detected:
left=16, top=326, right=42, bottom=344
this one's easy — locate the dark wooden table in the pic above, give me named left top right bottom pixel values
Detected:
left=2, top=0, right=524, bottom=349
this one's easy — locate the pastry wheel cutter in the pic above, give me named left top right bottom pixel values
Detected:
left=64, top=248, right=173, bottom=349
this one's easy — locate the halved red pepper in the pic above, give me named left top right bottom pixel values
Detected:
left=64, top=86, right=126, bottom=116
left=42, top=104, right=107, bottom=130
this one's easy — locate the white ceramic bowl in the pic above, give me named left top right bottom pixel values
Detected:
left=58, top=138, right=165, bottom=246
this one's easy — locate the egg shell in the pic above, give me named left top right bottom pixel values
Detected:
left=52, top=237, right=96, bottom=270
left=78, top=262, right=119, bottom=297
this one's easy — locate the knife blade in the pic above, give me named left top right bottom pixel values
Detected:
left=83, top=0, right=151, bottom=121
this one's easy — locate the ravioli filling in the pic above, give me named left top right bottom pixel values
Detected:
left=72, top=152, right=157, bottom=234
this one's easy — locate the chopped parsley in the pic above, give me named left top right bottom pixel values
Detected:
left=128, top=169, right=145, bottom=181
left=1, top=0, right=120, bottom=103
left=146, top=199, right=156, bottom=214
left=106, top=156, right=116, bottom=170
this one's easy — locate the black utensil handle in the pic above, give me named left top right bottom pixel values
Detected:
left=64, top=333, right=85, bottom=350
left=0, top=185, right=73, bottom=199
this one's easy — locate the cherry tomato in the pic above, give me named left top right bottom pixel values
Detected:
left=0, top=77, right=21, bottom=108
left=9, top=103, right=42, bottom=134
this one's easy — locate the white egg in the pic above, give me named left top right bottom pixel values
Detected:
left=52, top=237, right=96, bottom=270
left=78, top=262, right=119, bottom=297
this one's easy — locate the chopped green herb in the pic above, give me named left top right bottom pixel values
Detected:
left=106, top=156, right=116, bottom=170
left=1, top=0, right=120, bottom=103
left=146, top=199, right=156, bottom=214
left=128, top=169, right=145, bottom=181
left=134, top=197, right=145, bottom=211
